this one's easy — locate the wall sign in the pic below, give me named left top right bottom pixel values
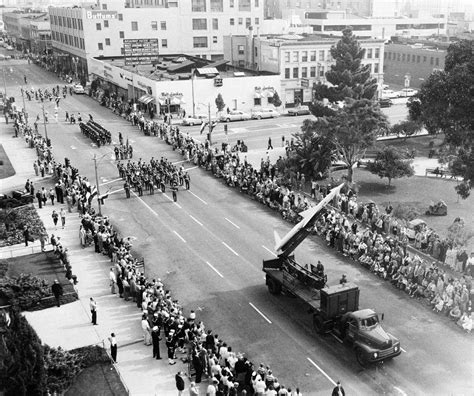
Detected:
left=86, top=11, right=118, bottom=20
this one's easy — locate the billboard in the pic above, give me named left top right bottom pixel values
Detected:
left=123, top=38, right=159, bottom=66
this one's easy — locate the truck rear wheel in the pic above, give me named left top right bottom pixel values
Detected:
left=267, top=277, right=282, bottom=295
left=313, top=314, right=325, bottom=334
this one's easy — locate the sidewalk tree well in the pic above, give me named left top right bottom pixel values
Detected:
left=310, top=27, right=378, bottom=117
left=366, top=146, right=415, bottom=186
left=215, top=93, right=225, bottom=112
left=0, top=307, right=46, bottom=396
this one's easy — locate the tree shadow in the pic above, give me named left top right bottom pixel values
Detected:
left=357, top=181, right=397, bottom=196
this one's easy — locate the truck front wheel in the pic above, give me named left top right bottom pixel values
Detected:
left=313, top=315, right=325, bottom=334
left=267, top=278, right=282, bottom=295
left=356, top=348, right=368, bottom=367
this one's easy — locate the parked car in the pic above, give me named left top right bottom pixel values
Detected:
left=381, top=89, right=397, bottom=99
left=251, top=108, right=280, bottom=119
left=0, top=54, right=11, bottom=60
left=220, top=110, right=251, bottom=122
left=6, top=45, right=14, bottom=51
left=287, top=105, right=311, bottom=116
left=397, top=88, right=418, bottom=97
left=0, top=190, right=34, bottom=209
left=182, top=114, right=216, bottom=126
left=379, top=98, right=393, bottom=108
left=72, top=84, right=85, bottom=94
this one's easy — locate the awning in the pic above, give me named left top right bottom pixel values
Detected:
left=158, top=96, right=185, bottom=106
left=138, top=94, right=155, bottom=105
left=254, top=92, right=262, bottom=98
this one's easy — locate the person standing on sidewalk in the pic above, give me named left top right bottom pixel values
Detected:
left=108, top=333, right=117, bottom=363
left=109, top=267, right=117, bottom=294
left=141, top=314, right=151, bottom=345
left=175, top=371, right=185, bottom=396
left=151, top=326, right=162, bottom=359
left=49, top=188, right=55, bottom=205
left=90, top=297, right=98, bottom=325
left=39, top=230, right=48, bottom=252
left=60, top=208, right=66, bottom=229
left=23, top=226, right=31, bottom=247
left=52, top=210, right=59, bottom=229
left=51, top=280, right=63, bottom=307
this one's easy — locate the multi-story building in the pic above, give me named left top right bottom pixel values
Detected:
left=302, top=10, right=447, bottom=39
left=2, top=11, right=50, bottom=52
left=383, top=42, right=446, bottom=88
left=29, top=20, right=52, bottom=55
left=48, top=0, right=264, bottom=79
left=88, top=53, right=280, bottom=116
left=264, top=0, right=322, bottom=19
left=224, top=33, right=384, bottom=108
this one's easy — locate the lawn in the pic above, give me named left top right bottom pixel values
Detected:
left=65, top=363, right=128, bottom=396
left=0, top=144, right=15, bottom=179
left=2, top=252, right=75, bottom=296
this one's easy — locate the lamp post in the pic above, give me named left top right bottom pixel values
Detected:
left=198, top=102, right=213, bottom=145
left=41, top=102, right=49, bottom=141
left=92, top=153, right=109, bottom=216
left=191, top=68, right=196, bottom=118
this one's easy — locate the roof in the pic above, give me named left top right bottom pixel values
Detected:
left=350, top=309, right=377, bottom=320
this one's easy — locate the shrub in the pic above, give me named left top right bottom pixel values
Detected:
left=44, top=346, right=83, bottom=394
left=0, top=273, right=51, bottom=310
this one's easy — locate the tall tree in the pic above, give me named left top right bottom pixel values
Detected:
left=271, top=91, right=282, bottom=107
left=310, top=27, right=378, bottom=117
left=367, top=146, right=415, bottom=186
left=215, top=93, right=225, bottom=112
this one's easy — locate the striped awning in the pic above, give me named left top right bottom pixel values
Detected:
left=138, top=94, right=155, bottom=105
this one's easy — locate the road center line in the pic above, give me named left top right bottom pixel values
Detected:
left=222, top=242, right=239, bottom=256
left=249, top=302, right=272, bottom=324
left=173, top=231, right=186, bottom=243
left=306, top=357, right=337, bottom=387
left=262, top=245, right=277, bottom=257
left=132, top=191, right=158, bottom=217
left=225, top=217, right=240, bottom=229
left=100, top=177, right=122, bottom=186
left=173, top=160, right=186, bottom=164
left=186, top=166, right=199, bottom=171
left=206, top=261, right=224, bottom=278
left=108, top=188, right=124, bottom=195
left=189, top=214, right=203, bottom=226
left=163, top=193, right=182, bottom=209
left=188, top=190, right=208, bottom=205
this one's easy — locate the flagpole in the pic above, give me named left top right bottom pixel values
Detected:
left=208, top=102, right=212, bottom=146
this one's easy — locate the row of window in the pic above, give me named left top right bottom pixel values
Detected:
left=191, top=0, right=259, bottom=12
left=50, top=14, right=84, bottom=30
left=284, top=50, right=327, bottom=63
left=191, top=17, right=259, bottom=30
left=283, top=63, right=379, bottom=79
left=51, top=29, right=85, bottom=49
left=385, top=51, right=440, bottom=66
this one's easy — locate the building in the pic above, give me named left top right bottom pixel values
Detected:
left=224, top=33, right=384, bottom=107
left=88, top=53, right=281, bottom=116
left=264, top=0, right=322, bottom=20
left=2, top=10, right=50, bottom=52
left=303, top=10, right=447, bottom=39
left=29, top=20, right=52, bottom=55
left=383, top=42, right=445, bottom=88
left=48, top=0, right=265, bottom=79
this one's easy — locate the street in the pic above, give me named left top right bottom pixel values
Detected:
left=2, top=59, right=472, bottom=396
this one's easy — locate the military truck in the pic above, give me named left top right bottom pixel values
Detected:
left=0, top=190, right=34, bottom=209
left=262, top=184, right=401, bottom=366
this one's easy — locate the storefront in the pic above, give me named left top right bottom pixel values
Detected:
left=158, top=93, right=186, bottom=116
left=253, top=87, right=276, bottom=107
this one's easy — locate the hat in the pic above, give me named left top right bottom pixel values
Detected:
left=152, top=326, right=158, bottom=331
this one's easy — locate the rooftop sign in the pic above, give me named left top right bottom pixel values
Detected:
left=86, top=11, right=117, bottom=20
left=123, top=38, right=159, bottom=65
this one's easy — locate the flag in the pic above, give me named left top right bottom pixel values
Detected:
left=199, top=121, right=208, bottom=134
left=88, top=185, right=98, bottom=204
left=210, top=120, right=219, bottom=132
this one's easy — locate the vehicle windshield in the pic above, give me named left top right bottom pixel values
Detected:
left=360, top=316, right=379, bottom=328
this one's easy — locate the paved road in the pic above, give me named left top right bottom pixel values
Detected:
left=4, top=61, right=472, bottom=396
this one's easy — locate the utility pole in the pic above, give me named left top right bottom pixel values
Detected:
left=208, top=102, right=212, bottom=146
left=191, top=69, right=196, bottom=118
left=93, top=154, right=102, bottom=216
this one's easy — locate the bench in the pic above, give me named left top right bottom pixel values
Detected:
left=425, top=167, right=455, bottom=178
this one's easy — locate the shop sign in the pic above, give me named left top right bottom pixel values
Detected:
left=86, top=11, right=118, bottom=20
left=301, top=78, right=309, bottom=88
left=214, top=78, right=223, bottom=87
left=161, top=92, right=183, bottom=97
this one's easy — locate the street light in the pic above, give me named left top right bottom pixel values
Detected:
left=197, top=102, right=213, bottom=145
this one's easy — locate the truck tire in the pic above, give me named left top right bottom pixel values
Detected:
left=267, top=277, right=282, bottom=295
left=313, top=314, right=325, bottom=334
left=355, top=348, right=367, bottom=367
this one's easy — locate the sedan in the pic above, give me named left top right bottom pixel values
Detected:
left=6, top=45, right=14, bottom=51
left=182, top=115, right=216, bottom=126
left=251, top=108, right=280, bottom=119
left=397, top=88, right=418, bottom=97
left=220, top=110, right=251, bottom=122
left=287, top=105, right=311, bottom=116
left=72, top=84, right=85, bottom=94
left=378, top=98, right=393, bottom=108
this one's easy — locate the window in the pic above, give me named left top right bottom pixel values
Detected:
left=151, top=21, right=158, bottom=30
left=310, top=51, right=316, bottom=61
left=255, top=17, right=259, bottom=25
left=119, top=31, right=124, bottom=38
left=213, top=36, right=218, bottom=43
left=254, top=97, right=261, bottom=106
left=285, top=68, right=290, bottom=79
left=255, top=0, right=259, bottom=5
left=239, top=0, right=251, bottom=11
left=96, top=23, right=102, bottom=30
left=104, top=20, right=109, bottom=28
left=118, top=13, right=123, bottom=21
left=293, top=68, right=299, bottom=78
left=162, top=39, right=168, bottom=48
left=121, top=48, right=125, bottom=55
left=230, top=18, right=234, bottom=25
left=74, top=37, right=78, bottom=47
left=238, top=18, right=243, bottom=25
left=80, top=38, right=85, bottom=49
left=246, top=18, right=251, bottom=28
left=423, top=56, right=427, bottom=62
left=210, top=0, right=223, bottom=11
left=105, top=38, right=111, bottom=46
left=402, top=54, right=405, bottom=62
left=213, top=18, right=218, bottom=30
left=367, top=49, right=372, bottom=58
left=319, top=50, right=325, bottom=61
left=430, top=57, right=434, bottom=65
left=193, top=36, right=208, bottom=48
left=230, top=0, right=235, bottom=6
left=435, top=57, right=439, bottom=66
left=78, top=20, right=83, bottom=30
left=102, top=3, right=107, bottom=9
left=238, top=60, right=245, bottom=67
left=301, top=67, right=307, bottom=78
left=302, top=51, right=308, bottom=62
left=375, top=48, right=380, bottom=58
left=161, top=21, right=167, bottom=30
left=238, top=45, right=245, bottom=55
left=310, top=66, right=316, bottom=77
left=284, top=52, right=290, bottom=62
left=292, top=51, right=298, bottom=62
left=131, top=21, right=138, bottom=31
left=193, top=19, right=207, bottom=30
left=417, top=55, right=420, bottom=63
left=192, top=0, right=206, bottom=11
left=98, top=42, right=103, bottom=50
left=374, top=63, right=379, bottom=73
left=412, top=54, right=415, bottom=62
left=397, top=53, right=400, bottom=61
